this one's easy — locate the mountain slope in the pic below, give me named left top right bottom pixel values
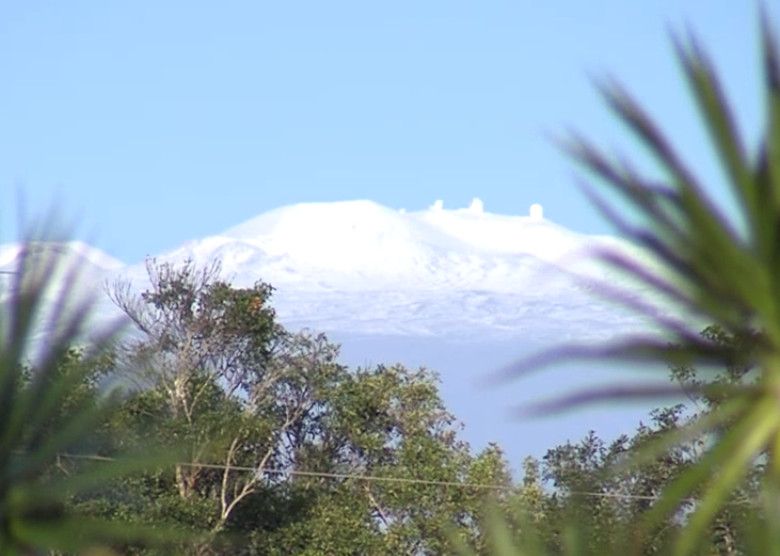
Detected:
left=100, top=198, right=666, bottom=342
left=0, top=240, right=124, bottom=305
left=0, top=241, right=128, bottom=353
left=0, top=199, right=670, bottom=343
left=0, top=199, right=679, bottom=462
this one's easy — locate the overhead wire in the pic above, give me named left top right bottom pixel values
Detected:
left=51, top=451, right=759, bottom=505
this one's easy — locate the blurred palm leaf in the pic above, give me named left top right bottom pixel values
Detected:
left=449, top=500, right=552, bottom=556
left=500, top=6, right=780, bottom=555
left=0, top=225, right=178, bottom=555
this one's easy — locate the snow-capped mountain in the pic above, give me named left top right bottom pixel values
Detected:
left=0, top=240, right=122, bottom=310
left=0, top=240, right=127, bottom=350
left=168, top=198, right=631, bottom=288
left=116, top=198, right=663, bottom=342
left=0, top=240, right=123, bottom=275
left=2, top=198, right=668, bottom=343
left=0, top=199, right=679, bottom=463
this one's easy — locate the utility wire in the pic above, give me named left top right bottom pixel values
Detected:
left=59, top=451, right=509, bottom=491
left=53, top=451, right=758, bottom=505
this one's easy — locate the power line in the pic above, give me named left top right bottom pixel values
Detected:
left=59, top=451, right=509, bottom=491
left=54, top=451, right=757, bottom=505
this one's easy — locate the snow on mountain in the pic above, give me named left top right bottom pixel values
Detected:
left=98, top=197, right=670, bottom=343
left=0, top=198, right=672, bottom=344
left=0, top=199, right=683, bottom=462
left=159, top=198, right=639, bottom=290
left=0, top=240, right=128, bottom=352
left=0, top=240, right=123, bottom=273
left=0, top=240, right=123, bottom=300
left=216, top=200, right=468, bottom=289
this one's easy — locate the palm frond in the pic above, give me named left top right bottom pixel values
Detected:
left=502, top=6, right=780, bottom=554
left=0, top=224, right=178, bottom=554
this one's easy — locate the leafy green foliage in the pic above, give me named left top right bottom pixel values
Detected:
left=95, top=259, right=520, bottom=555
left=457, top=330, right=762, bottom=556
left=494, top=6, right=780, bottom=554
left=0, top=237, right=174, bottom=555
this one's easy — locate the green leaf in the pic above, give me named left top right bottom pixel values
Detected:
left=674, top=398, right=779, bottom=556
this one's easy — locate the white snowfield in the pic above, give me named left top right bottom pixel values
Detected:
left=0, top=198, right=674, bottom=344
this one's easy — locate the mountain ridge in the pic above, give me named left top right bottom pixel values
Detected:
left=0, top=198, right=675, bottom=464
left=0, top=198, right=665, bottom=343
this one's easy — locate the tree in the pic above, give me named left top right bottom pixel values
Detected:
left=105, top=258, right=519, bottom=555
left=478, top=325, right=762, bottom=556
left=247, top=364, right=516, bottom=556
left=109, top=257, right=302, bottom=551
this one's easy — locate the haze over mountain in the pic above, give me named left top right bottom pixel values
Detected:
left=0, top=198, right=677, bottom=466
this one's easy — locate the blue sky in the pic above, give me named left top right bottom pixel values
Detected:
left=0, top=1, right=772, bottom=470
left=0, top=1, right=764, bottom=262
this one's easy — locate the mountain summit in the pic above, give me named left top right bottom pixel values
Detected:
left=149, top=198, right=622, bottom=291
left=112, top=198, right=656, bottom=341
left=221, top=198, right=581, bottom=261
left=1, top=199, right=662, bottom=342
